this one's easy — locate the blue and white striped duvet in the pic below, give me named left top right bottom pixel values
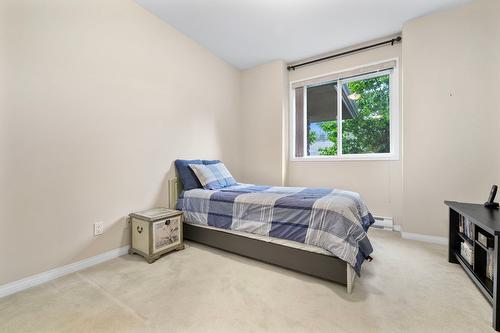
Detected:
left=177, top=184, right=375, bottom=274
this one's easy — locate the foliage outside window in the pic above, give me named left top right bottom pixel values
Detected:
left=293, top=69, right=396, bottom=160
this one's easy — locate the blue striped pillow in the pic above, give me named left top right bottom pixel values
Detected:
left=188, top=163, right=236, bottom=190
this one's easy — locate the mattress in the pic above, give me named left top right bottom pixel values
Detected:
left=177, top=183, right=375, bottom=274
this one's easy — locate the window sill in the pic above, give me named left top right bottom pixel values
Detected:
left=289, top=154, right=399, bottom=162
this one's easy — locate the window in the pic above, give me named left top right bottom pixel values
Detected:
left=291, top=61, right=399, bottom=160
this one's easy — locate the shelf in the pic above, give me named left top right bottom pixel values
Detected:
left=445, top=201, right=500, bottom=236
left=446, top=203, right=499, bottom=330
left=454, top=251, right=493, bottom=303
left=457, top=232, right=473, bottom=245
left=475, top=239, right=493, bottom=252
left=477, top=272, right=494, bottom=296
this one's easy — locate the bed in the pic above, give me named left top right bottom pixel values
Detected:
left=168, top=174, right=375, bottom=294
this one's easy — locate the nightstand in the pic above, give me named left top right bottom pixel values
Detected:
left=128, top=208, right=184, bottom=263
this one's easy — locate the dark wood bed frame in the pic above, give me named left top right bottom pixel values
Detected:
left=169, top=178, right=355, bottom=293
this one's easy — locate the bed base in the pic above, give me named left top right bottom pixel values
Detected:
left=184, top=223, right=355, bottom=293
left=169, top=177, right=355, bottom=293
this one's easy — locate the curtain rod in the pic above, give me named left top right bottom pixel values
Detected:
left=287, top=36, right=402, bottom=71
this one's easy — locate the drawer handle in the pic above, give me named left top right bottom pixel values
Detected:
left=137, top=226, right=143, bottom=234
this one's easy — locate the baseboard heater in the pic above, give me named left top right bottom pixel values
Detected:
left=372, top=216, right=394, bottom=230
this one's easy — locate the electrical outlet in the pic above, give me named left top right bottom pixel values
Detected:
left=94, top=222, right=104, bottom=236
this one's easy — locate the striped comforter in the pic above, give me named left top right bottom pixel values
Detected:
left=177, top=184, right=374, bottom=274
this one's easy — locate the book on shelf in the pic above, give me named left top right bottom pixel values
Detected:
left=487, top=250, right=494, bottom=280
left=460, top=241, right=474, bottom=266
left=459, top=215, right=473, bottom=240
left=478, top=231, right=493, bottom=249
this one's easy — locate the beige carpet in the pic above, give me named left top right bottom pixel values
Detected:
left=0, top=229, right=493, bottom=332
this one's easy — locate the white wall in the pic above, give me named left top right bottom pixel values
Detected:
left=239, top=60, right=288, bottom=185
left=402, top=0, right=500, bottom=237
left=287, top=43, right=403, bottom=223
left=0, top=0, right=241, bottom=285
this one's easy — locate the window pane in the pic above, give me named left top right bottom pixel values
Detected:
left=294, top=87, right=304, bottom=157
left=341, top=74, right=390, bottom=154
left=306, top=82, right=338, bottom=156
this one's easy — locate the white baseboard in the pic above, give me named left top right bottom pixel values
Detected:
left=401, top=232, right=448, bottom=245
left=0, top=245, right=130, bottom=299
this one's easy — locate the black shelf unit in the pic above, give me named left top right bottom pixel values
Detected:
left=446, top=201, right=500, bottom=331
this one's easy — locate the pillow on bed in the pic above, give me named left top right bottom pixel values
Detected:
left=175, top=159, right=203, bottom=190
left=188, top=162, right=237, bottom=190
left=202, top=159, right=220, bottom=165
left=174, top=159, right=224, bottom=190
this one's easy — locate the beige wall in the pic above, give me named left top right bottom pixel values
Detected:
left=0, top=0, right=241, bottom=285
left=239, top=60, right=288, bottom=186
left=402, top=0, right=500, bottom=236
left=241, top=0, right=500, bottom=239
left=0, top=3, right=7, bottom=267
left=287, top=43, right=403, bottom=223
left=2, top=0, right=499, bottom=287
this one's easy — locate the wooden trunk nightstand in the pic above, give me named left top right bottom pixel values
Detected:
left=129, top=208, right=184, bottom=263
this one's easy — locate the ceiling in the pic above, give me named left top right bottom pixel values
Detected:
left=135, top=0, right=470, bottom=69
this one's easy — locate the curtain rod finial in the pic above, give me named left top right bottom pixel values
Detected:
left=391, top=36, right=402, bottom=45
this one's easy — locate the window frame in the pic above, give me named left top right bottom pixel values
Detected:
left=289, top=59, right=400, bottom=162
